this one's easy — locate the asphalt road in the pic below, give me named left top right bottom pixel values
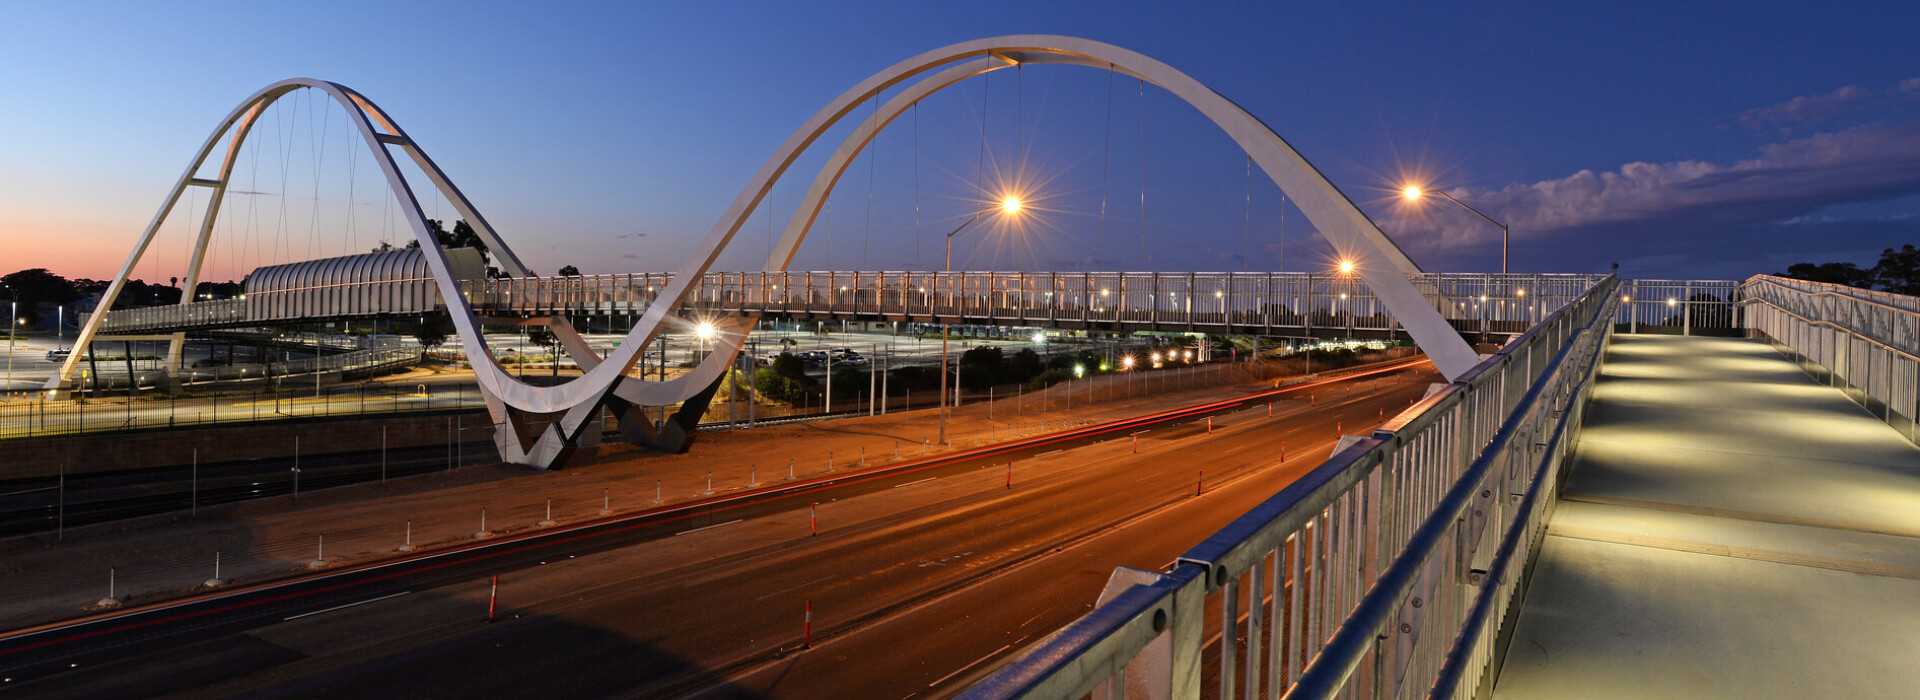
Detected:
left=0, top=359, right=1437, bottom=699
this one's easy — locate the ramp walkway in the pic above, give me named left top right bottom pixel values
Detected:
left=1494, top=334, right=1920, bottom=698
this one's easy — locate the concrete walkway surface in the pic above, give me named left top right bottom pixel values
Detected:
left=1495, top=334, right=1920, bottom=699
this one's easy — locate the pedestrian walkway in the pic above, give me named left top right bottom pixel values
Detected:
left=1494, top=334, right=1920, bottom=699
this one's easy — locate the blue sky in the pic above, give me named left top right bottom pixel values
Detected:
left=3, top=0, right=1916, bottom=282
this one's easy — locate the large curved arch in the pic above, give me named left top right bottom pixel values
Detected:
left=71, top=36, right=1477, bottom=468
left=636, top=35, right=1475, bottom=410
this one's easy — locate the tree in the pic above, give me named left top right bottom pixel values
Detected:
left=1872, top=244, right=1920, bottom=295
left=1, top=268, right=80, bottom=324
left=1781, top=261, right=1873, bottom=288
left=771, top=351, right=808, bottom=382
left=1008, top=347, right=1043, bottom=380
left=558, top=265, right=582, bottom=277
left=959, top=346, right=1005, bottom=389
left=413, top=318, right=453, bottom=354
left=527, top=326, right=560, bottom=378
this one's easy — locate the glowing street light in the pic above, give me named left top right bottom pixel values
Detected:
left=1403, top=184, right=1511, bottom=274
left=939, top=193, right=1030, bottom=446
left=1338, top=259, right=1355, bottom=275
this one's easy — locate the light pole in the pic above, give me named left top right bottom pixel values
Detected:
left=1403, top=186, right=1510, bottom=274
left=939, top=195, right=1023, bottom=446
left=3, top=285, right=16, bottom=396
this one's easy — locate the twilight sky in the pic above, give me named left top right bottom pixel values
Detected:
left=3, top=0, right=1916, bottom=284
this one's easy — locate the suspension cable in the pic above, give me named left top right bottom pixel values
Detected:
left=345, top=108, right=358, bottom=254
left=975, top=69, right=989, bottom=197
left=913, top=102, right=921, bottom=269
left=1137, top=78, right=1146, bottom=270
left=307, top=89, right=329, bottom=260
left=273, top=90, right=296, bottom=264
left=1244, top=154, right=1252, bottom=272
left=1100, top=65, right=1112, bottom=266
left=1278, top=192, right=1287, bottom=272
left=864, top=91, right=877, bottom=270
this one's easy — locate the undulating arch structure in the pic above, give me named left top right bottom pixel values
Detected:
left=64, top=36, right=1477, bottom=469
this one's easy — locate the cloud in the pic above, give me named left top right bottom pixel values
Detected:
left=1738, top=85, right=1872, bottom=130
left=1385, top=119, right=1920, bottom=256
left=1734, top=77, right=1920, bottom=134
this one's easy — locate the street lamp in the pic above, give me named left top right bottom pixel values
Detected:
left=937, top=195, right=1026, bottom=446
left=3, top=285, right=15, bottom=396
left=1403, top=185, right=1511, bottom=274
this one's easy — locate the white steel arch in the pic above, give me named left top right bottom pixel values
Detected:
left=75, top=36, right=1477, bottom=469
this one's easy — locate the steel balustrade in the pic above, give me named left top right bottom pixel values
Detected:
left=1739, top=275, right=1920, bottom=443
left=957, top=276, right=1618, bottom=700
left=86, top=271, right=1605, bottom=339
left=1614, top=278, right=1741, bottom=336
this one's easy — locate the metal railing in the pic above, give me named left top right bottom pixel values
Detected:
left=1614, top=278, right=1740, bottom=335
left=88, top=271, right=1606, bottom=338
left=1739, top=274, right=1920, bottom=443
left=467, top=271, right=1599, bottom=335
left=958, top=276, right=1619, bottom=700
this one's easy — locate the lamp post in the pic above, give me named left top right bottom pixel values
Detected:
left=3, top=285, right=16, bottom=396
left=1403, top=186, right=1510, bottom=274
left=939, top=196, right=1023, bottom=446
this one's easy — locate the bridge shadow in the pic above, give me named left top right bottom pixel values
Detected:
left=12, top=584, right=783, bottom=700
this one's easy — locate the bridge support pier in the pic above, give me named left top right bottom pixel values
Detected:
left=601, top=376, right=725, bottom=457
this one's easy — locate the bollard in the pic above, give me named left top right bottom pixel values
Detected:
left=1337, top=420, right=1342, bottom=435
left=804, top=599, right=813, bottom=648
left=751, top=465, right=758, bottom=487
left=861, top=447, right=866, bottom=467
left=922, top=438, right=928, bottom=456
left=1311, top=394, right=1315, bottom=405
left=309, top=534, right=326, bottom=569
left=1132, top=433, right=1138, bottom=453
left=488, top=575, right=498, bottom=622
left=1207, top=416, right=1213, bottom=434
left=654, top=479, right=662, bottom=504
left=894, top=441, right=899, bottom=459
left=476, top=508, right=490, bottom=539
left=600, top=489, right=611, bottom=516
left=399, top=520, right=415, bottom=552
left=98, top=567, right=119, bottom=608
left=1281, top=441, right=1287, bottom=462
left=828, top=452, right=835, bottom=472
left=206, top=550, right=228, bottom=588
left=1006, top=461, right=1012, bottom=490
left=704, top=471, right=714, bottom=495
left=789, top=458, right=796, bottom=480
left=1197, top=470, right=1203, bottom=496
left=1379, top=407, right=1384, bottom=420
left=539, top=498, right=554, bottom=527
left=810, top=502, right=818, bottom=536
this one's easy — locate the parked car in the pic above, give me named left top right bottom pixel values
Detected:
left=46, top=349, right=71, bottom=362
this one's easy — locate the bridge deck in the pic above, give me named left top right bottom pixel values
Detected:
left=1495, top=334, right=1920, bottom=698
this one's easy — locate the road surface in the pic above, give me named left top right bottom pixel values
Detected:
left=0, top=360, right=1437, bottom=699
